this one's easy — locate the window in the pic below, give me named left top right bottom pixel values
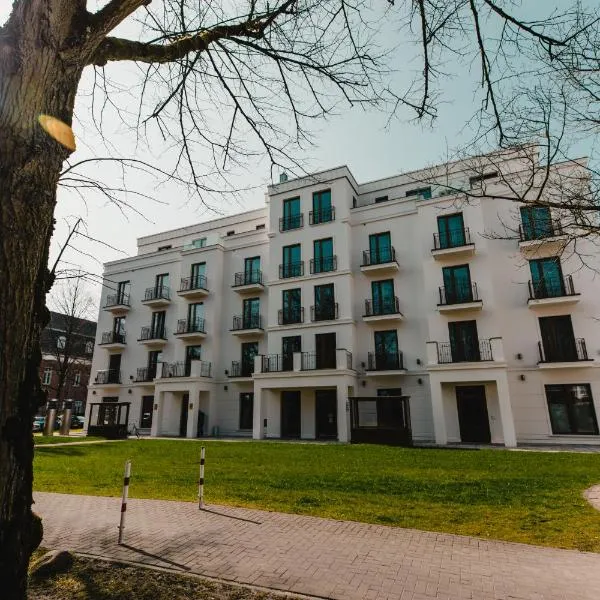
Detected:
left=377, top=388, right=402, bottom=397
left=85, top=341, right=94, bottom=354
left=147, top=350, right=162, bottom=379
left=239, top=393, right=254, bottom=430
left=191, top=238, right=206, bottom=248
left=56, top=335, right=66, bottom=350
left=256, top=224, right=265, bottom=230
left=538, top=315, right=579, bottom=362
left=469, top=172, right=498, bottom=188
left=373, top=330, right=400, bottom=369
left=313, top=284, right=336, bottom=321
left=242, top=297, right=260, bottom=328
left=315, top=332, right=336, bottom=369
left=155, top=273, right=169, bottom=294
left=529, top=258, right=564, bottom=298
left=375, top=195, right=389, bottom=203
left=405, top=187, right=432, bottom=200
left=241, top=342, right=259, bottom=376
left=312, top=238, right=335, bottom=273
left=281, top=197, right=302, bottom=231
left=73, top=372, right=81, bottom=387
left=113, top=316, right=126, bottom=342
left=442, top=265, right=473, bottom=304
left=117, top=280, right=129, bottom=304
left=281, top=244, right=302, bottom=278
left=312, top=189, right=333, bottom=224
left=190, top=262, right=206, bottom=289
left=185, top=345, right=202, bottom=376
left=520, top=206, right=554, bottom=241
left=371, top=280, right=396, bottom=315
left=42, top=368, right=52, bottom=386
left=244, top=256, right=261, bottom=284
left=436, top=213, right=466, bottom=249
left=157, top=245, right=172, bottom=251
left=282, top=336, right=301, bottom=371
left=448, top=320, right=480, bottom=362
left=368, top=232, right=392, bottom=265
left=151, top=311, right=166, bottom=338
left=188, top=302, right=205, bottom=331
left=226, top=230, right=235, bottom=236
left=546, top=384, right=598, bottom=435
left=281, top=288, right=302, bottom=324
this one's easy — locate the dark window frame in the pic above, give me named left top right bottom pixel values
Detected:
left=545, top=384, right=599, bottom=435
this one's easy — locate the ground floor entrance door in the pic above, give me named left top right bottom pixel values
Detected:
left=281, top=391, right=301, bottom=438
left=456, top=385, right=490, bottom=443
left=140, top=396, right=154, bottom=429
left=179, top=393, right=189, bottom=437
left=315, top=390, right=337, bottom=439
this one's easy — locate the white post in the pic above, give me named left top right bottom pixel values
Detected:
left=198, top=446, right=205, bottom=509
left=118, top=459, right=131, bottom=544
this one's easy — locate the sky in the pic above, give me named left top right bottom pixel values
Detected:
left=0, top=1, right=590, bottom=309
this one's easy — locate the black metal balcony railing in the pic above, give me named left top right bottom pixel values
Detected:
left=519, top=219, right=564, bottom=242
left=138, top=326, right=168, bottom=341
left=279, top=261, right=305, bottom=279
left=310, top=303, right=339, bottom=322
left=176, top=318, right=206, bottom=335
left=528, top=275, right=576, bottom=300
left=364, top=296, right=401, bottom=317
left=230, top=360, right=255, bottom=378
left=366, top=351, right=404, bottom=371
left=261, top=354, right=286, bottom=372
left=100, top=331, right=126, bottom=345
left=309, top=256, right=337, bottom=274
left=161, top=360, right=212, bottom=378
left=231, top=315, right=263, bottom=330
left=105, top=292, right=130, bottom=307
left=301, top=351, right=337, bottom=370
left=438, top=283, right=480, bottom=306
left=233, top=270, right=264, bottom=287
left=538, top=338, right=588, bottom=363
left=179, top=275, right=208, bottom=293
left=361, top=247, right=397, bottom=267
left=143, top=286, right=171, bottom=302
left=95, top=369, right=121, bottom=385
left=437, top=339, right=493, bottom=363
left=135, top=366, right=156, bottom=382
left=309, top=206, right=335, bottom=225
left=278, top=307, right=304, bottom=325
left=279, top=214, right=304, bottom=232
left=432, top=227, right=472, bottom=251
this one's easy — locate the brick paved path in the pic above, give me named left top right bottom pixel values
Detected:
left=34, top=492, right=600, bottom=600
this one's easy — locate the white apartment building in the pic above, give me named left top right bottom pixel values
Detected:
left=86, top=146, right=600, bottom=446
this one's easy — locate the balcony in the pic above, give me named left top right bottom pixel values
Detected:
left=518, top=220, right=567, bottom=254
left=99, top=331, right=126, bottom=350
left=363, top=297, right=404, bottom=323
left=232, top=270, right=265, bottom=293
left=256, top=349, right=353, bottom=375
left=231, top=315, right=264, bottom=336
left=365, top=351, right=406, bottom=375
left=138, top=326, right=168, bottom=347
left=260, top=354, right=291, bottom=373
left=538, top=338, right=593, bottom=368
left=135, top=367, right=157, bottom=383
left=278, top=307, right=304, bottom=326
left=437, top=283, right=483, bottom=313
left=229, top=361, right=254, bottom=380
left=309, top=206, right=335, bottom=225
left=141, top=286, right=171, bottom=307
left=301, top=351, right=337, bottom=370
left=310, top=303, right=339, bottom=322
left=103, top=293, right=131, bottom=314
left=431, top=228, right=475, bottom=260
left=309, top=256, right=337, bottom=274
left=360, top=247, right=399, bottom=274
left=177, top=275, right=209, bottom=299
left=174, top=318, right=207, bottom=341
left=279, top=261, right=305, bottom=279
left=528, top=275, right=580, bottom=308
left=94, top=369, right=121, bottom=386
left=279, top=214, right=303, bottom=232
left=160, top=360, right=212, bottom=378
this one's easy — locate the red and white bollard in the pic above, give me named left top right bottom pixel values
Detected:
left=198, top=446, right=205, bottom=509
left=118, top=459, right=131, bottom=544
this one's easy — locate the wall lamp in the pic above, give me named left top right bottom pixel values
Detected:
left=519, top=374, right=526, bottom=381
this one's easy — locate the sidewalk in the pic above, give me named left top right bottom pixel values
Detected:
left=34, top=492, right=600, bottom=600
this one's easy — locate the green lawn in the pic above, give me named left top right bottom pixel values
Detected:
left=34, top=435, right=106, bottom=445
left=34, top=440, right=600, bottom=551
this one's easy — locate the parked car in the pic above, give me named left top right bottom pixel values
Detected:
left=70, top=415, right=85, bottom=429
left=32, top=417, right=44, bottom=432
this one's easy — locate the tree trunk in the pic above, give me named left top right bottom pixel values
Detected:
left=0, top=6, right=86, bottom=596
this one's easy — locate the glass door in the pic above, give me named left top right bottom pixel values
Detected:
left=373, top=330, right=399, bottom=369
left=190, top=262, right=206, bottom=289
left=313, top=238, right=333, bottom=273
left=242, top=297, right=260, bottom=328
left=448, top=320, right=480, bottom=362
left=539, top=316, right=577, bottom=361
left=312, top=189, right=332, bottom=224
left=282, top=336, right=301, bottom=371
left=437, top=214, right=465, bottom=249
left=188, top=302, right=204, bottom=331
left=244, top=256, right=260, bottom=284
left=442, top=265, right=473, bottom=304
left=151, top=311, right=166, bottom=337
left=371, top=280, right=395, bottom=314
left=530, top=258, right=564, bottom=298
left=368, top=232, right=392, bottom=264
left=241, top=342, right=259, bottom=376
left=185, top=345, right=202, bottom=376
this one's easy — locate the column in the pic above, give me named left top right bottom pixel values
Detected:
left=336, top=382, right=349, bottom=443
left=151, top=390, right=163, bottom=437
left=429, top=377, right=447, bottom=445
left=252, top=386, right=264, bottom=439
left=496, top=373, right=517, bottom=447
left=187, top=387, right=199, bottom=438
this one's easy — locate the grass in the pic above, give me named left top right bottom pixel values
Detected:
left=34, top=436, right=106, bottom=445
left=28, top=554, right=285, bottom=600
left=34, top=440, right=600, bottom=552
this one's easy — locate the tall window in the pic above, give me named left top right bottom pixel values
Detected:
left=437, top=213, right=466, bottom=249
left=242, top=298, right=260, bottom=328
left=188, top=302, right=205, bottom=331
left=539, top=315, right=578, bottom=362
left=368, top=232, right=392, bottom=265
left=239, top=393, right=254, bottom=430
left=147, top=350, right=162, bottom=379
left=546, top=384, right=598, bottom=435
left=185, top=345, right=202, bottom=376
left=405, top=186, right=432, bottom=200
left=312, top=189, right=333, bottom=224
left=73, top=372, right=81, bottom=387
left=442, top=265, right=473, bottom=304
left=190, top=262, right=206, bottom=289
left=373, top=330, right=400, bottom=369
left=241, top=342, right=259, bottom=376
left=520, top=206, right=553, bottom=241
left=151, top=311, right=166, bottom=337
left=42, top=368, right=52, bottom=386
left=281, top=197, right=302, bottom=231
left=244, top=256, right=261, bottom=284
left=190, top=237, right=206, bottom=248
left=282, top=289, right=302, bottom=324
left=117, top=280, right=129, bottom=304
left=313, top=238, right=334, bottom=273
left=529, top=258, right=564, bottom=298
left=282, top=336, right=301, bottom=371
left=56, top=335, right=66, bottom=350
left=313, top=284, right=336, bottom=321
left=85, top=341, right=94, bottom=354
left=371, top=280, right=396, bottom=315
left=281, top=244, right=302, bottom=278
left=448, top=320, right=480, bottom=362
left=113, top=316, right=126, bottom=341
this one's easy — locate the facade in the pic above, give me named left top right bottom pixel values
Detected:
left=41, top=311, right=97, bottom=415
left=87, top=146, right=600, bottom=446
